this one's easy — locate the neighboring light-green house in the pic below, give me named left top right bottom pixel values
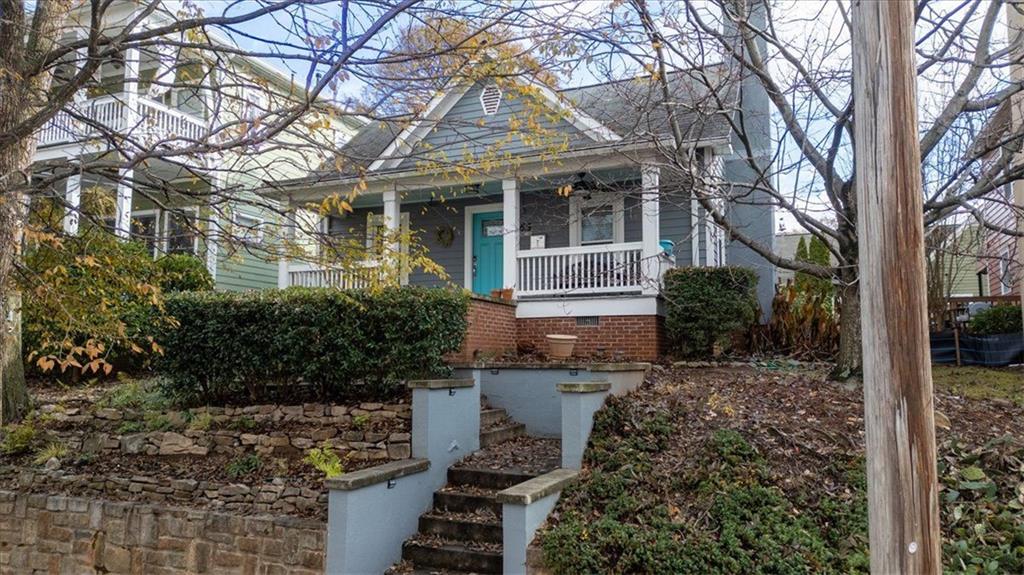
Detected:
left=32, top=0, right=364, bottom=291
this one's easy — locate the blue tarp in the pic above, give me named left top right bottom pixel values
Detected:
left=931, top=330, right=1024, bottom=367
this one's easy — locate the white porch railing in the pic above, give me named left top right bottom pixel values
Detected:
left=36, top=94, right=206, bottom=147
left=516, top=242, right=646, bottom=297
left=286, top=261, right=384, bottom=289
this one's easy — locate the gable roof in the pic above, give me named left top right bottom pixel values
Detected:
left=293, top=64, right=736, bottom=185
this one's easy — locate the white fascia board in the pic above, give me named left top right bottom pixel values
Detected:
left=270, top=136, right=730, bottom=204
left=367, top=83, right=473, bottom=172
left=529, top=80, right=621, bottom=143
left=516, top=296, right=664, bottom=318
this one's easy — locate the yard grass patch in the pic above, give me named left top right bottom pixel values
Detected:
left=932, top=366, right=1024, bottom=405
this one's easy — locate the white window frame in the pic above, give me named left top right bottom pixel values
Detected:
left=999, top=248, right=1012, bottom=295
left=569, top=192, right=625, bottom=247
left=129, top=209, right=161, bottom=257
left=366, top=211, right=411, bottom=284
left=233, top=211, right=264, bottom=246
left=162, top=207, right=200, bottom=256
left=240, top=85, right=269, bottom=121
left=366, top=212, right=411, bottom=250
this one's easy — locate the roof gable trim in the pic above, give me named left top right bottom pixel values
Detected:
left=367, top=76, right=621, bottom=173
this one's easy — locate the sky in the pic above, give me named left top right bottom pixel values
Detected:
left=194, top=0, right=1014, bottom=235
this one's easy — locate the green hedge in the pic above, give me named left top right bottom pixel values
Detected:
left=156, top=254, right=214, bottom=292
left=663, top=267, right=759, bottom=358
left=969, top=304, right=1022, bottom=336
left=157, top=287, right=469, bottom=406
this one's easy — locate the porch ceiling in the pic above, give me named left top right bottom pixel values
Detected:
left=315, top=165, right=644, bottom=210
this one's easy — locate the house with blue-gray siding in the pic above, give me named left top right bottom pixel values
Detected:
left=268, top=66, right=775, bottom=359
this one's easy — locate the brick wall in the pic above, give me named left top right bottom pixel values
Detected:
left=0, top=491, right=324, bottom=575
left=450, top=296, right=518, bottom=362
left=516, top=315, right=665, bottom=361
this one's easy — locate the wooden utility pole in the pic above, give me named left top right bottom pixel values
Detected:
left=851, top=1, right=942, bottom=573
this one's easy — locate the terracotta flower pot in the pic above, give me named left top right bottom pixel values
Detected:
left=546, top=334, right=578, bottom=359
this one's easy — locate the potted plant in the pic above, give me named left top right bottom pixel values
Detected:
left=545, top=334, right=578, bottom=359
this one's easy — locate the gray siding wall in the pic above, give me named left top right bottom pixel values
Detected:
left=332, top=181, right=704, bottom=288
left=399, top=82, right=589, bottom=171
left=331, top=195, right=497, bottom=288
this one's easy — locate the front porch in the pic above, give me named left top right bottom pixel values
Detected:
left=278, top=165, right=675, bottom=300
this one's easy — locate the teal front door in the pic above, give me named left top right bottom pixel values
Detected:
left=472, top=211, right=504, bottom=295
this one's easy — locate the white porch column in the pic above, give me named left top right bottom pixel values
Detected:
left=640, top=164, right=661, bottom=295
left=502, top=179, right=519, bottom=291
left=205, top=168, right=224, bottom=280
left=114, top=45, right=140, bottom=240
left=205, top=213, right=219, bottom=280
left=63, top=173, right=81, bottom=235
left=115, top=172, right=133, bottom=239
left=277, top=209, right=296, bottom=289
left=382, top=189, right=401, bottom=285
left=383, top=188, right=400, bottom=251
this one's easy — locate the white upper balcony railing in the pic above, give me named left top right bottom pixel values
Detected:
left=36, top=94, right=207, bottom=148
left=516, top=242, right=646, bottom=297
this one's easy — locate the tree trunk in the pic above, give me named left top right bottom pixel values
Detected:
left=834, top=276, right=862, bottom=379
left=0, top=0, right=73, bottom=424
left=1, top=293, right=28, bottom=423
left=0, top=118, right=32, bottom=425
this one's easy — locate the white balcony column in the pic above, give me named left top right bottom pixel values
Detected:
left=502, top=179, right=519, bottom=292
left=73, top=36, right=88, bottom=105
left=63, top=172, right=81, bottom=235
left=122, top=45, right=141, bottom=135
left=114, top=45, right=140, bottom=241
left=640, top=163, right=661, bottom=295
left=277, top=208, right=296, bottom=289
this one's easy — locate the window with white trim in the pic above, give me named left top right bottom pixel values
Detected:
left=132, top=212, right=160, bottom=257
left=999, top=248, right=1013, bottom=295
left=366, top=212, right=411, bottom=251
left=164, top=209, right=198, bottom=255
left=570, top=192, right=624, bottom=246
left=233, top=212, right=264, bottom=245
left=240, top=86, right=268, bottom=121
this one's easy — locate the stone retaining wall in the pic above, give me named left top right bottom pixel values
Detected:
left=7, top=468, right=328, bottom=517
left=50, top=401, right=413, bottom=462
left=0, top=490, right=324, bottom=574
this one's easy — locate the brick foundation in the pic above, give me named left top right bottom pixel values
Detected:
left=450, top=296, right=518, bottom=362
left=452, top=296, right=666, bottom=362
left=0, top=491, right=324, bottom=574
left=516, top=315, right=665, bottom=361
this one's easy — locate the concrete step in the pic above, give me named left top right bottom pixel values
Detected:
left=402, top=539, right=502, bottom=574
left=447, top=467, right=536, bottom=490
left=480, top=408, right=507, bottom=428
left=479, top=423, right=526, bottom=448
left=433, top=489, right=502, bottom=517
left=418, top=514, right=503, bottom=544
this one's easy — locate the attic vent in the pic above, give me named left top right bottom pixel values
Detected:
left=480, top=84, right=502, bottom=115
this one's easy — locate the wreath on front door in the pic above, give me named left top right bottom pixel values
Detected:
left=436, top=225, right=456, bottom=248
